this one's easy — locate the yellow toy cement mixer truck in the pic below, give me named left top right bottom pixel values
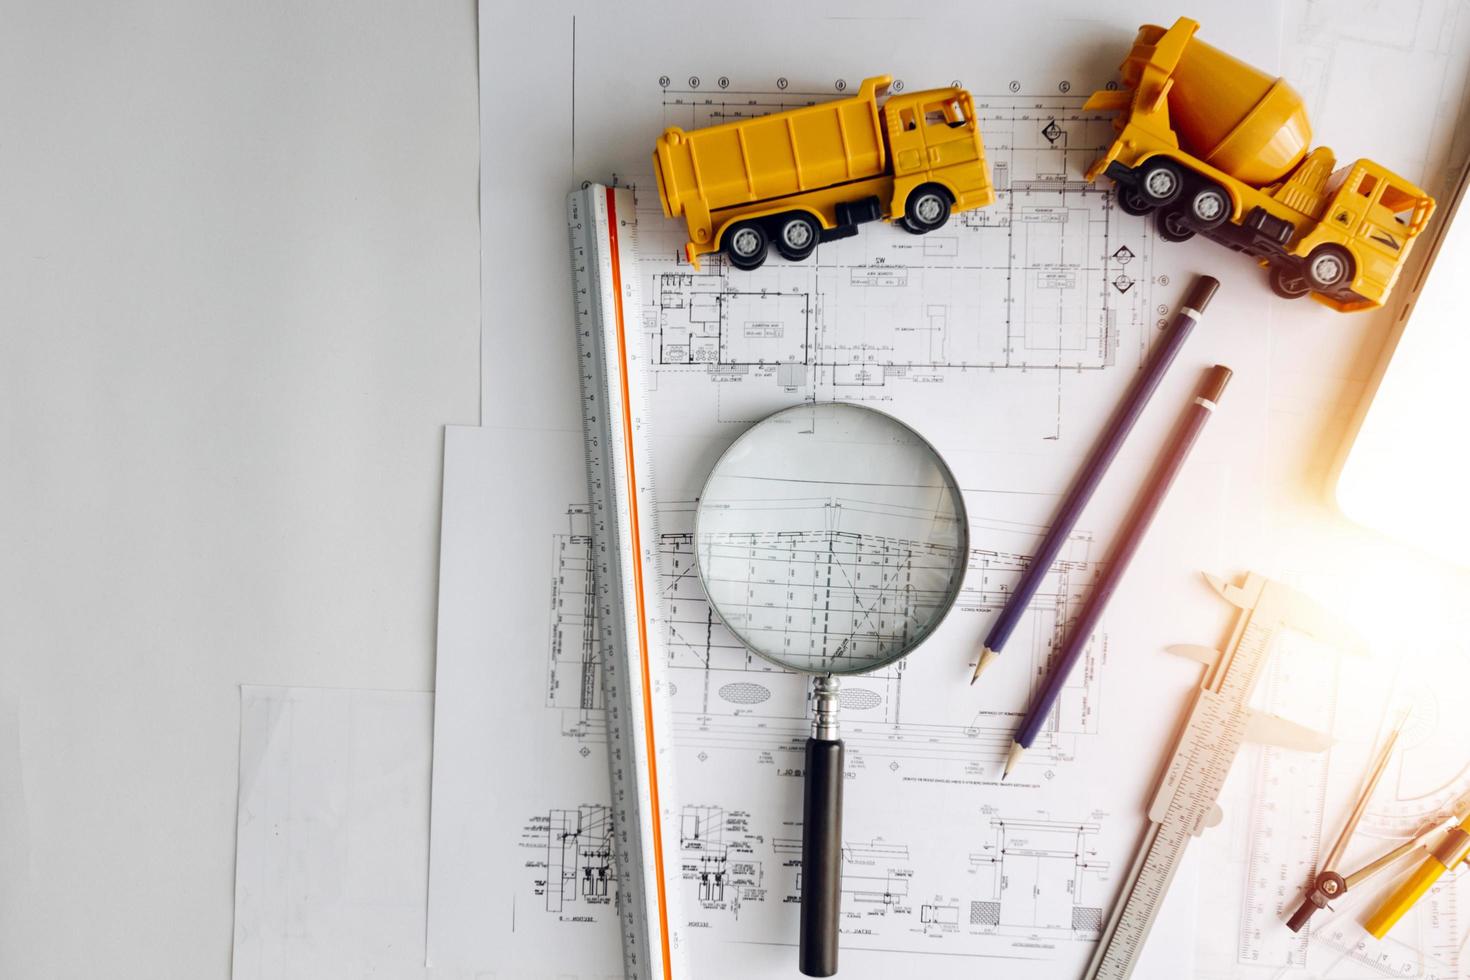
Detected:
left=1084, top=17, right=1435, bottom=312
left=653, top=75, right=994, bottom=270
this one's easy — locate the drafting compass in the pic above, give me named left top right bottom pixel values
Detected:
left=1285, top=718, right=1403, bottom=931
left=1286, top=724, right=1469, bottom=932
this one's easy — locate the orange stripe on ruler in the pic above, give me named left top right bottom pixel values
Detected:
left=604, top=187, right=673, bottom=980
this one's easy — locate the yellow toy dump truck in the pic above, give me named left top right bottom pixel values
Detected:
left=653, top=75, right=994, bottom=270
left=1083, top=17, right=1435, bottom=311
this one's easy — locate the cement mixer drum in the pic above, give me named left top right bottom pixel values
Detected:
left=1134, top=21, right=1313, bottom=187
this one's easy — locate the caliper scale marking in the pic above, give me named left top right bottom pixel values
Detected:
left=1088, top=574, right=1344, bottom=980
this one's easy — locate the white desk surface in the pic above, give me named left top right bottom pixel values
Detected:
left=0, top=3, right=478, bottom=977
left=3, top=2, right=1469, bottom=979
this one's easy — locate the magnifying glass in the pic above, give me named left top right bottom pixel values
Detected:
left=692, top=402, right=969, bottom=977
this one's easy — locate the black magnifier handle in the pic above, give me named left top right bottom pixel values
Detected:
left=800, top=677, right=844, bottom=977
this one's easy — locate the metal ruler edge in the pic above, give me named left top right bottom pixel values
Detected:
left=568, top=183, right=686, bottom=980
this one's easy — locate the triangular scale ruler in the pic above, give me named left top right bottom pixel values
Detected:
left=567, top=183, right=687, bottom=980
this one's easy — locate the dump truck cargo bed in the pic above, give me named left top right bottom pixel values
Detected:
left=652, top=75, right=994, bottom=270
left=654, top=77, right=888, bottom=223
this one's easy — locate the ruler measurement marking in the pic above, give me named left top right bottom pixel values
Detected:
left=571, top=186, right=682, bottom=980
left=604, top=188, right=675, bottom=980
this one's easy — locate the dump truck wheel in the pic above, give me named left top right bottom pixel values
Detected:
left=1269, top=264, right=1310, bottom=299
left=1188, top=184, right=1229, bottom=230
left=1137, top=159, right=1183, bottom=206
left=1156, top=208, right=1196, bottom=243
left=1117, top=187, right=1151, bottom=216
left=774, top=213, right=820, bottom=262
left=903, top=185, right=951, bottom=234
left=724, top=222, right=769, bottom=270
left=1305, top=245, right=1353, bottom=290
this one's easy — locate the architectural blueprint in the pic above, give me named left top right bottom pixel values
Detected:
left=430, top=425, right=1225, bottom=978
left=635, top=98, right=1157, bottom=448
left=548, top=492, right=1105, bottom=773
left=434, top=1, right=1299, bottom=976
left=479, top=0, right=1282, bottom=442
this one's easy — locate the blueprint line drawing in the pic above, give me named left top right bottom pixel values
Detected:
left=547, top=499, right=1102, bottom=774
left=659, top=515, right=1101, bottom=771
left=695, top=523, right=962, bottom=672
left=968, top=808, right=1111, bottom=939
left=837, top=840, right=913, bottom=909
left=774, top=836, right=913, bottom=914
left=499, top=58, right=1238, bottom=977
left=445, top=5, right=1289, bottom=966
left=637, top=92, right=1166, bottom=444
left=546, top=505, right=605, bottom=743
left=532, top=805, right=614, bottom=915
left=679, top=805, right=766, bottom=918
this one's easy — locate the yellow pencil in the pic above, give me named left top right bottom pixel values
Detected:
left=1365, top=813, right=1470, bottom=939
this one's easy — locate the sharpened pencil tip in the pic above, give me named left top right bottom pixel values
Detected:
left=1002, top=740, right=1025, bottom=781
left=970, top=647, right=1000, bottom=686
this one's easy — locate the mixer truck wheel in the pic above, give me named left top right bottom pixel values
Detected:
left=774, top=213, right=820, bottom=262
left=1304, top=245, right=1353, bottom=291
left=1136, top=159, right=1183, bottom=207
left=1116, top=187, right=1152, bottom=216
left=724, top=221, right=769, bottom=270
left=1268, top=264, right=1311, bottom=299
left=902, top=185, right=951, bottom=234
left=1188, top=185, right=1230, bottom=230
left=1156, top=208, right=1196, bottom=243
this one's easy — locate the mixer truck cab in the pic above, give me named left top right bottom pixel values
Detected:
left=1284, top=161, right=1435, bottom=306
left=1083, top=17, right=1435, bottom=312
left=653, top=75, right=995, bottom=270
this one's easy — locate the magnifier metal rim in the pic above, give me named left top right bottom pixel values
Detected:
left=691, top=401, right=970, bottom=677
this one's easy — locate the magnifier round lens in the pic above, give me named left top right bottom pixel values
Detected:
left=693, top=402, right=969, bottom=676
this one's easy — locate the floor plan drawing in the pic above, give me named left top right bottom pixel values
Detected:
left=634, top=91, right=1164, bottom=445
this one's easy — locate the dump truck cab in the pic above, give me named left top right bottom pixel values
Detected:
left=880, top=88, right=991, bottom=217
